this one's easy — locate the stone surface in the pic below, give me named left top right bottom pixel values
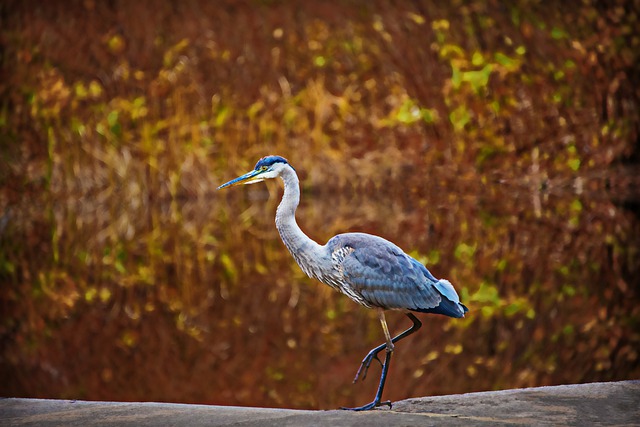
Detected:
left=2, top=380, right=639, bottom=426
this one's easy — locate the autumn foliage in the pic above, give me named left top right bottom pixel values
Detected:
left=1, top=0, right=639, bottom=409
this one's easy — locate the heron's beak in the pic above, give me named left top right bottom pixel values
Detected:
left=218, top=169, right=265, bottom=189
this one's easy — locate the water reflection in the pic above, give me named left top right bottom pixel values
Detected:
left=4, top=163, right=636, bottom=409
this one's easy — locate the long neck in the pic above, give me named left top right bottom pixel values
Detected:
left=275, top=166, right=325, bottom=278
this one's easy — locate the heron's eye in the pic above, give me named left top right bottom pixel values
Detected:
left=260, top=166, right=268, bottom=171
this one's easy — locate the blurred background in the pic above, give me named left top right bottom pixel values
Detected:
left=1, top=0, right=639, bottom=410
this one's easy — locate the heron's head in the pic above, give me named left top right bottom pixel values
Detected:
left=218, top=155, right=292, bottom=189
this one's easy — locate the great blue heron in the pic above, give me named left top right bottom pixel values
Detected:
left=218, top=155, right=468, bottom=411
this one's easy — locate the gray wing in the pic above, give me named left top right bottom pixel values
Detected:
left=327, top=233, right=444, bottom=312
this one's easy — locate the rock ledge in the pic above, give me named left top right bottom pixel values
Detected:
left=2, top=380, right=638, bottom=426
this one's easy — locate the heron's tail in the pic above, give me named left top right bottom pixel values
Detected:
left=430, top=279, right=468, bottom=318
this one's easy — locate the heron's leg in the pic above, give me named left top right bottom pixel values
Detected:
left=356, top=309, right=395, bottom=380
left=342, top=347, right=393, bottom=411
left=379, top=309, right=394, bottom=349
left=343, top=309, right=422, bottom=411
left=352, top=312, right=422, bottom=383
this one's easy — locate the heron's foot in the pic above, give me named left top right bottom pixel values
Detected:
left=340, top=399, right=392, bottom=411
left=352, top=351, right=383, bottom=383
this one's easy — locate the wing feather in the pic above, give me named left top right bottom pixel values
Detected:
left=330, top=233, right=444, bottom=312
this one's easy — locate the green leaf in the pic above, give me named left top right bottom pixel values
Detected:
left=504, top=303, right=520, bottom=316
left=107, top=110, right=119, bottom=127
left=461, top=64, right=492, bottom=92
left=451, top=65, right=462, bottom=89
left=568, top=158, right=580, bottom=171
left=314, top=56, right=326, bottom=67
left=470, top=281, right=500, bottom=305
left=551, top=27, right=567, bottom=39
left=471, top=51, right=484, bottom=66
left=449, top=106, right=471, bottom=132
left=421, top=108, right=438, bottom=124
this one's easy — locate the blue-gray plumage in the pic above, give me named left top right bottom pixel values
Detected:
left=218, top=155, right=468, bottom=411
left=328, top=233, right=465, bottom=318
